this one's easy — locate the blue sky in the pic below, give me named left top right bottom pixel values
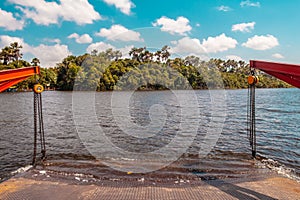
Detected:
left=0, top=0, right=300, bottom=67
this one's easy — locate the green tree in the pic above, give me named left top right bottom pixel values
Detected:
left=56, top=56, right=81, bottom=90
left=31, top=58, right=40, bottom=66
left=0, top=42, right=23, bottom=65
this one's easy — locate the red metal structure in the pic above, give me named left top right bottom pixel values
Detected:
left=250, top=60, right=300, bottom=88
left=0, top=66, right=40, bottom=92
left=248, top=60, right=300, bottom=157
left=0, top=66, right=46, bottom=164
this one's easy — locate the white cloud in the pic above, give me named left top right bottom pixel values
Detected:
left=170, top=37, right=205, bottom=55
left=103, top=0, right=135, bottom=15
left=0, top=8, right=25, bottom=31
left=9, top=0, right=101, bottom=25
left=153, top=16, right=192, bottom=36
left=171, top=34, right=238, bottom=55
left=30, top=44, right=71, bottom=67
left=44, top=38, right=61, bottom=44
left=226, top=55, right=243, bottom=61
left=0, top=35, right=71, bottom=68
left=68, top=33, right=93, bottom=44
left=96, top=25, right=143, bottom=42
left=232, top=22, right=255, bottom=33
left=217, top=5, right=232, bottom=12
left=0, top=35, right=28, bottom=50
left=272, top=53, right=284, bottom=59
left=119, top=45, right=134, bottom=58
left=242, top=34, right=279, bottom=50
left=202, top=33, right=238, bottom=53
left=240, top=0, right=260, bottom=7
left=86, top=42, right=115, bottom=53
left=86, top=42, right=133, bottom=58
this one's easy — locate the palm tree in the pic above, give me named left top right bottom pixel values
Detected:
left=129, top=47, right=146, bottom=62
left=10, top=42, right=23, bottom=61
left=31, top=58, right=40, bottom=66
left=141, top=50, right=153, bottom=62
left=154, top=50, right=161, bottom=62
left=160, top=45, right=170, bottom=62
left=105, top=48, right=114, bottom=60
left=0, top=42, right=23, bottom=65
left=0, top=46, right=11, bottom=65
left=91, top=49, right=98, bottom=56
left=113, top=50, right=122, bottom=61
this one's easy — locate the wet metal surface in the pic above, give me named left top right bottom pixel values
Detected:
left=1, top=174, right=300, bottom=200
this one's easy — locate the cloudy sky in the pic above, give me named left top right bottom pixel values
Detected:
left=0, top=0, right=299, bottom=67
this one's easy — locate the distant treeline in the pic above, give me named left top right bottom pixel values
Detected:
left=0, top=43, right=291, bottom=91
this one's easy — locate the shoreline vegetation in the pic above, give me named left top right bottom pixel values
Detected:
left=0, top=42, right=291, bottom=92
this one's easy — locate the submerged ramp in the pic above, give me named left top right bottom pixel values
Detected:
left=1, top=175, right=299, bottom=199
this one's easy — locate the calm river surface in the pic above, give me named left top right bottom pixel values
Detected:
left=0, top=89, right=299, bottom=182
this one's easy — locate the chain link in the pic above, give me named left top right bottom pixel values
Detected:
left=247, top=69, right=257, bottom=158
left=32, top=92, right=46, bottom=165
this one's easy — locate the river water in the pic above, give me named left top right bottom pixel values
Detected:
left=0, top=89, right=299, bottom=182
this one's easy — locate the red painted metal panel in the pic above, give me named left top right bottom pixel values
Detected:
left=0, top=66, right=39, bottom=82
left=266, top=71, right=300, bottom=88
left=0, top=66, right=40, bottom=92
left=0, top=77, right=29, bottom=92
left=250, top=60, right=300, bottom=88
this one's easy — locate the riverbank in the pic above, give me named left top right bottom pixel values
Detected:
left=0, top=168, right=299, bottom=200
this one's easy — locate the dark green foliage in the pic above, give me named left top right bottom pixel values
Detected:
left=0, top=44, right=292, bottom=91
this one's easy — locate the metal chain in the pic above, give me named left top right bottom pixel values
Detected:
left=247, top=84, right=250, bottom=141
left=251, top=85, right=256, bottom=157
left=32, top=92, right=38, bottom=165
left=32, top=91, right=46, bottom=165
left=39, top=93, right=46, bottom=160
left=247, top=69, right=257, bottom=158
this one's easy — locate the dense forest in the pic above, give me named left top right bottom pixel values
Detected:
left=0, top=42, right=291, bottom=91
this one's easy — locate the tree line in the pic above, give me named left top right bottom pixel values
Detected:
left=0, top=42, right=291, bottom=91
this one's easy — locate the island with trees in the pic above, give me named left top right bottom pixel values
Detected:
left=0, top=42, right=291, bottom=91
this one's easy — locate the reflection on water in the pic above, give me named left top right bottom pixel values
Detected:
left=0, top=89, right=299, bottom=181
